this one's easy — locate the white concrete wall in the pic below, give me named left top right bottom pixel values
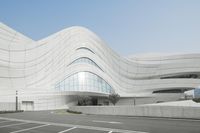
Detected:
left=0, top=102, right=20, bottom=111
left=116, top=93, right=184, bottom=105
left=69, top=105, right=200, bottom=119
left=0, top=94, right=77, bottom=111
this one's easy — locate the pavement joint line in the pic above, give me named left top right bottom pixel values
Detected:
left=92, top=120, right=122, bottom=124
left=57, top=127, right=76, bottom=133
left=9, top=124, right=50, bottom=133
left=127, top=116, right=200, bottom=122
left=0, top=120, right=11, bottom=123
left=0, top=122, right=27, bottom=128
left=0, top=117, right=148, bottom=133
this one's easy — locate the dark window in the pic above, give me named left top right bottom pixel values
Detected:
left=160, top=74, right=199, bottom=79
left=153, top=89, right=183, bottom=93
left=76, top=47, right=95, bottom=54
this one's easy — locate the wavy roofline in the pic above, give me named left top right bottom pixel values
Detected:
left=1, top=22, right=200, bottom=58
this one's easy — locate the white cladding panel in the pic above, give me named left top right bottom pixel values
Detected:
left=0, top=22, right=200, bottom=110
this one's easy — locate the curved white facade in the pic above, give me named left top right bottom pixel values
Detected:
left=0, top=22, right=200, bottom=110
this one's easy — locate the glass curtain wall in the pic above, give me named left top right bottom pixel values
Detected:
left=55, top=72, right=113, bottom=94
left=69, top=57, right=103, bottom=71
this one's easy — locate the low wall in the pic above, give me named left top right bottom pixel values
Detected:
left=69, top=105, right=200, bottom=119
left=0, top=102, right=21, bottom=111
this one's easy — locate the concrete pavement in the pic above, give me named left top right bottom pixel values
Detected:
left=0, top=110, right=199, bottom=133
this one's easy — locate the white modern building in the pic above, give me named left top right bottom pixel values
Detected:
left=0, top=22, right=200, bottom=111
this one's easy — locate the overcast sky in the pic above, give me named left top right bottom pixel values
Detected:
left=1, top=0, right=200, bottom=56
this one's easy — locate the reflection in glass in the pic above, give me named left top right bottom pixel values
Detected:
left=55, top=72, right=113, bottom=94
